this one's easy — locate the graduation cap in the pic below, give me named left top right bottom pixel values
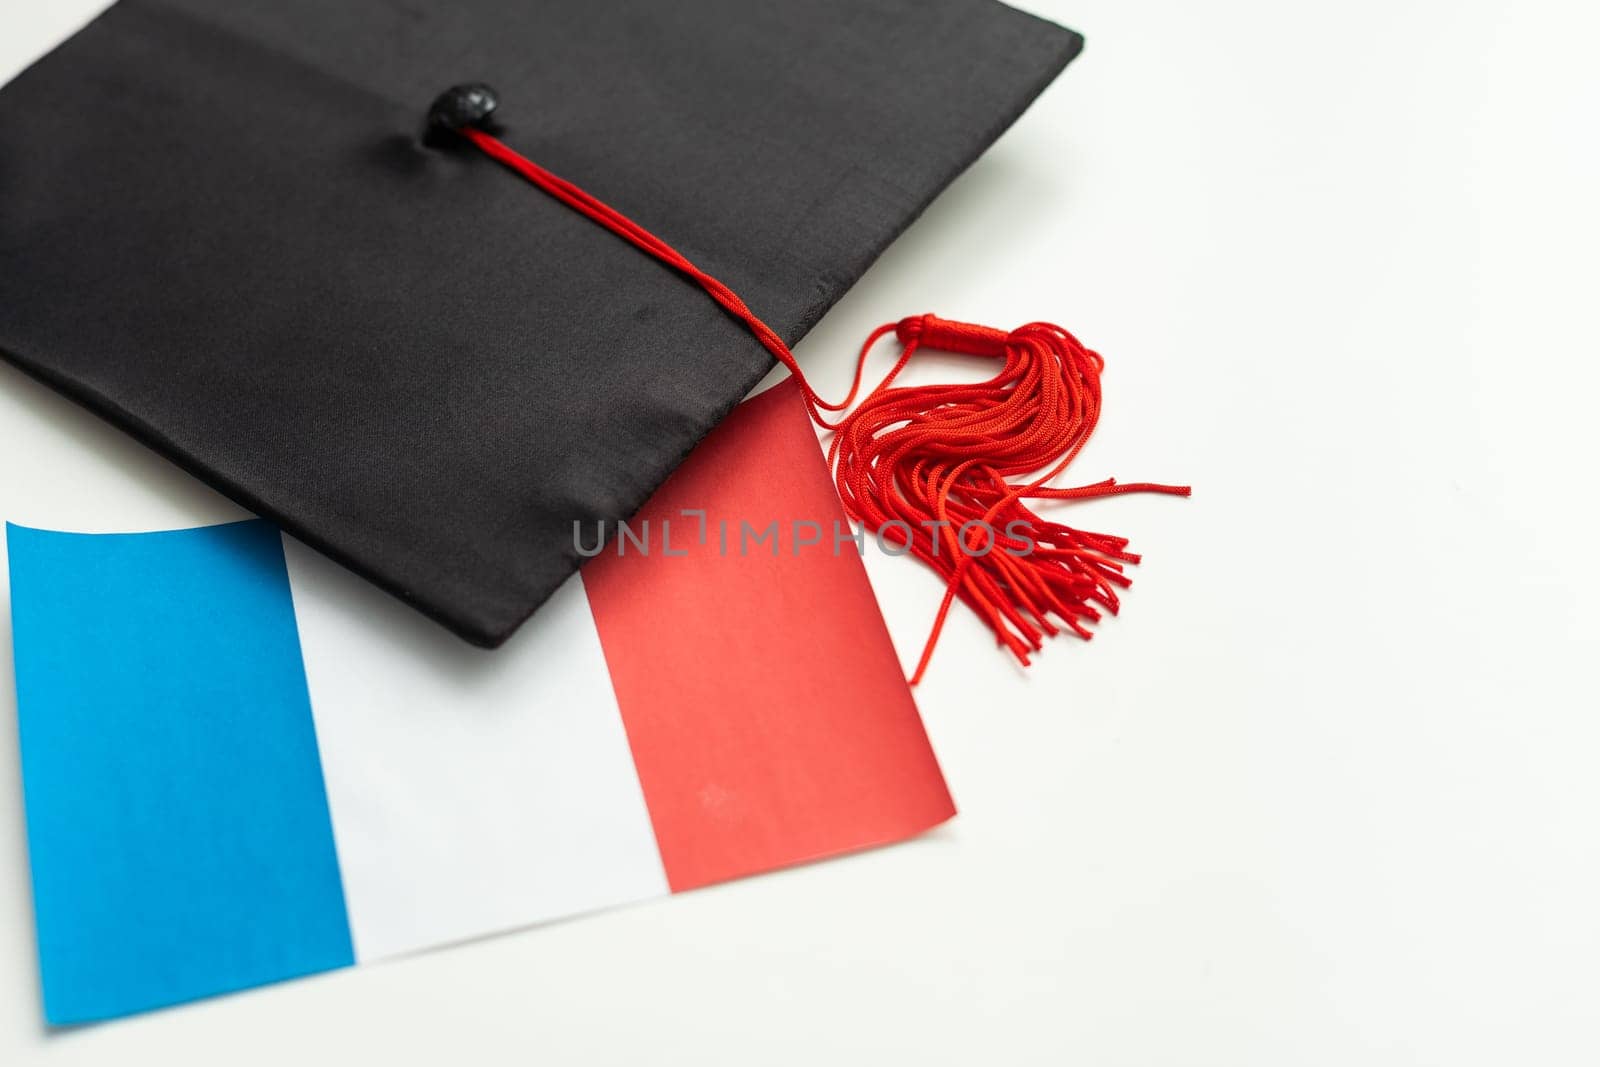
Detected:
left=0, top=0, right=1186, bottom=675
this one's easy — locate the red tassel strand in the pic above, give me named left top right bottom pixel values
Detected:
left=462, top=127, right=1188, bottom=681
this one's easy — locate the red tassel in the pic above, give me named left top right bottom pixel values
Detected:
left=459, top=127, right=1189, bottom=682
left=827, top=315, right=1189, bottom=683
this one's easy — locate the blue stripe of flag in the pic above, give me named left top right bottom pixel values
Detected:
left=7, top=519, right=354, bottom=1023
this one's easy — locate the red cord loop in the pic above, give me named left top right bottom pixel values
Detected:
left=460, top=128, right=1188, bottom=683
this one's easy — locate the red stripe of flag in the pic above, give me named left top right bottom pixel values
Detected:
left=583, top=379, right=955, bottom=893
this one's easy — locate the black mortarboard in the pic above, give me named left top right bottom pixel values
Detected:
left=0, top=0, right=1086, bottom=649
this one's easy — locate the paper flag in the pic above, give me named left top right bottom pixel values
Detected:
left=5, top=380, right=954, bottom=1023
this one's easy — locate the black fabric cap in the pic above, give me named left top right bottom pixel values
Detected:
left=0, top=0, right=1082, bottom=647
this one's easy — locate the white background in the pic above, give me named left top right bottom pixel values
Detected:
left=2, top=0, right=1598, bottom=1062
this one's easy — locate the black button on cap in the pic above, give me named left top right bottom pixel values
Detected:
left=427, top=84, right=499, bottom=133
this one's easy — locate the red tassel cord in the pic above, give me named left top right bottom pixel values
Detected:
left=461, top=127, right=1189, bottom=682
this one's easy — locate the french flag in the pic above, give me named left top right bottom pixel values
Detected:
left=4, top=382, right=954, bottom=1024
